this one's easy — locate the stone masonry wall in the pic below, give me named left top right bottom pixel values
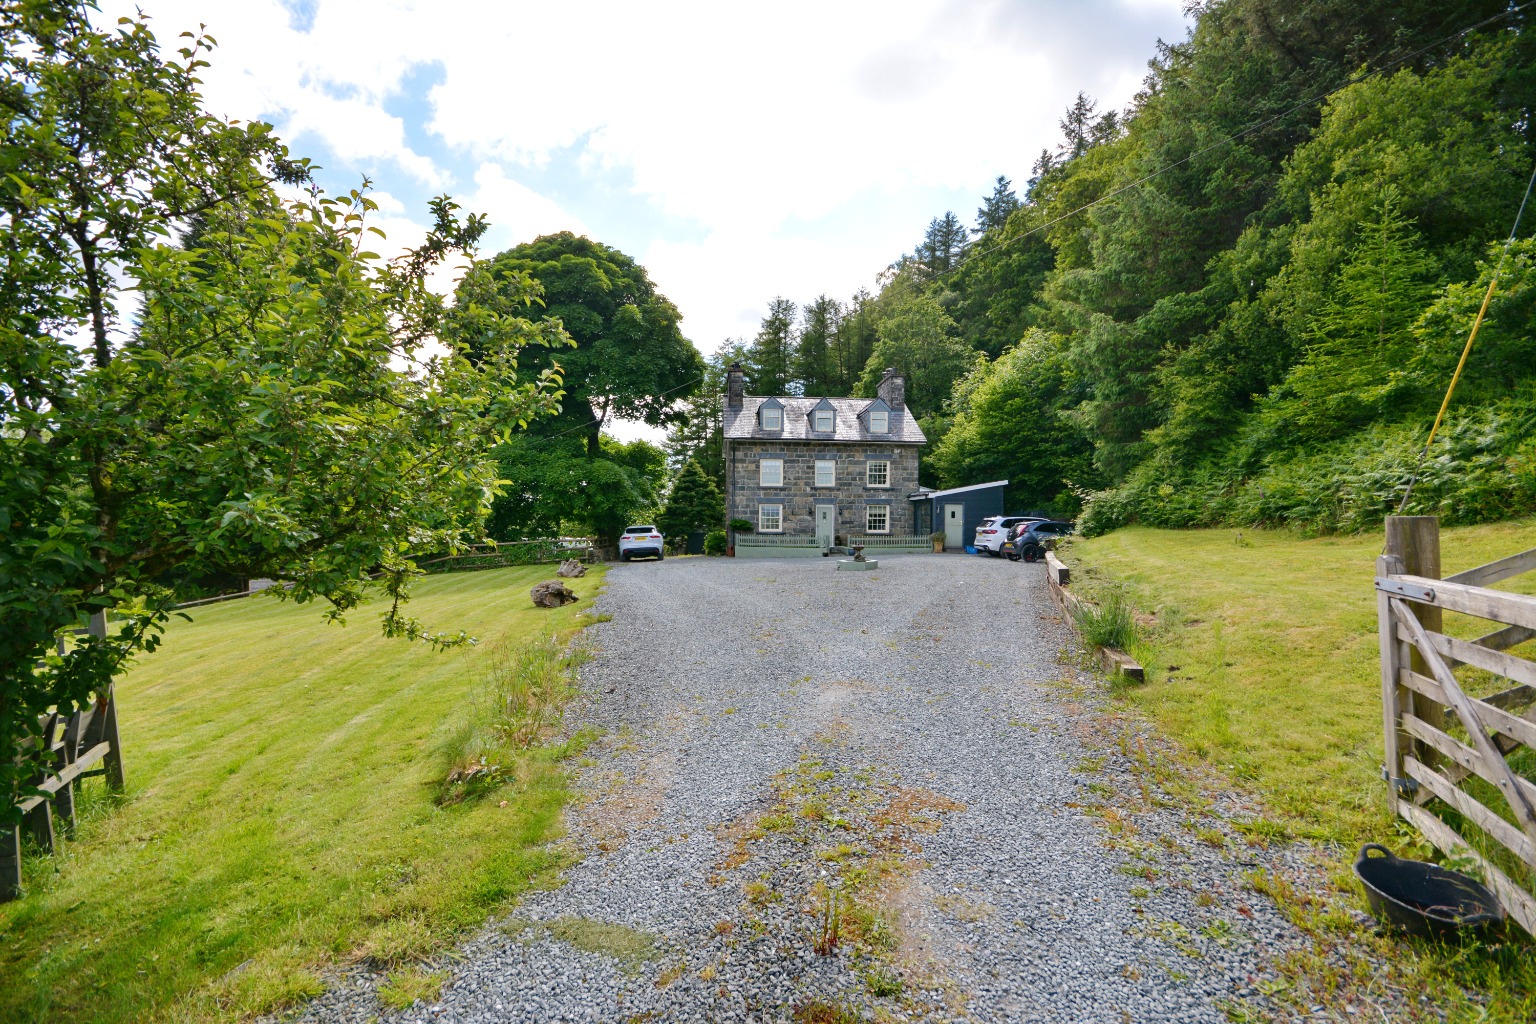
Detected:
left=724, top=441, right=922, bottom=538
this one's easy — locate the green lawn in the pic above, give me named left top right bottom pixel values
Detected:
left=0, top=565, right=604, bottom=1023
left=1070, top=518, right=1536, bottom=845
left=1069, top=520, right=1536, bottom=1021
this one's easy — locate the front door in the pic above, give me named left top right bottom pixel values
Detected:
left=943, top=503, right=964, bottom=549
left=815, top=504, right=835, bottom=549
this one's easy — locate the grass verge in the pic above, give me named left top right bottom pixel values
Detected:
left=0, top=564, right=604, bottom=1023
left=1068, top=519, right=1536, bottom=1022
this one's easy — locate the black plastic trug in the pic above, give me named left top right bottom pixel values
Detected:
left=1354, top=843, right=1504, bottom=940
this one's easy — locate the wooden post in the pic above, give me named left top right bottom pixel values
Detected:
left=1385, top=516, right=1446, bottom=768
left=98, top=686, right=124, bottom=793
left=1, top=824, right=19, bottom=901
left=1378, top=552, right=1407, bottom=806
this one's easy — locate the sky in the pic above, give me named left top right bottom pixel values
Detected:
left=102, top=0, right=1192, bottom=437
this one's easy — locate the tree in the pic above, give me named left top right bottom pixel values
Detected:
left=0, top=7, right=567, bottom=817
left=484, top=432, right=666, bottom=542
left=1057, top=92, right=1098, bottom=161
left=829, top=290, right=879, bottom=395
left=915, top=212, right=968, bottom=276
left=927, top=331, right=1095, bottom=511
left=664, top=346, right=742, bottom=486
left=794, top=296, right=841, bottom=394
left=974, top=176, right=1020, bottom=236
left=455, top=232, right=704, bottom=457
left=658, top=459, right=724, bottom=538
left=744, top=298, right=797, bottom=394
left=1271, top=188, right=1439, bottom=438
left=855, top=297, right=973, bottom=419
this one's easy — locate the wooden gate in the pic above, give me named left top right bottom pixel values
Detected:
left=1376, top=515, right=1536, bottom=935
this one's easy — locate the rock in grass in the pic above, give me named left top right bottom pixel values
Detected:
left=530, top=579, right=578, bottom=608
left=556, top=559, right=587, bottom=578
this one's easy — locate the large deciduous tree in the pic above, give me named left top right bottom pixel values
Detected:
left=0, top=4, right=568, bottom=817
left=454, top=232, right=704, bottom=457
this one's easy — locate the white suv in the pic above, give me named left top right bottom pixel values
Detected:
left=974, top=515, right=1045, bottom=556
left=618, top=525, right=664, bottom=561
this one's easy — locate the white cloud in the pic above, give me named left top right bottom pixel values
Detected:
left=99, top=0, right=1191, bottom=350
left=464, top=164, right=590, bottom=251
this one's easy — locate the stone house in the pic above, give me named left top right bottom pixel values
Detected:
left=721, top=364, right=926, bottom=548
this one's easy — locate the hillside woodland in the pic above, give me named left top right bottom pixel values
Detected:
left=675, top=1, right=1536, bottom=534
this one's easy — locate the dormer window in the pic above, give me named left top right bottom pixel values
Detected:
left=869, top=409, right=889, bottom=433
left=808, top=397, right=837, bottom=433
left=759, top=399, right=783, bottom=431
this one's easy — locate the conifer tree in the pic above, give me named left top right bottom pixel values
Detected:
left=1278, top=187, right=1439, bottom=437
left=916, top=212, right=969, bottom=276
left=974, top=176, right=1021, bottom=236
left=658, top=459, right=725, bottom=537
left=794, top=296, right=842, bottom=394
left=745, top=298, right=797, bottom=394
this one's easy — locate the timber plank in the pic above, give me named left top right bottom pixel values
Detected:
left=1429, top=630, right=1536, bottom=689
left=1405, top=756, right=1536, bottom=866
left=1444, top=546, right=1536, bottom=589
left=1401, top=713, right=1536, bottom=809
left=1401, top=670, right=1536, bottom=753
left=1399, top=801, right=1536, bottom=938
left=1390, top=574, right=1536, bottom=631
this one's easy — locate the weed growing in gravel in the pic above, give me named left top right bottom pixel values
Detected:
left=793, top=1000, right=866, bottom=1024
left=376, top=967, right=446, bottom=1010
left=812, top=883, right=843, bottom=955
left=862, top=965, right=904, bottom=998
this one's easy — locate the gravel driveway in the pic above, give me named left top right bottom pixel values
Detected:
left=303, top=554, right=1318, bottom=1023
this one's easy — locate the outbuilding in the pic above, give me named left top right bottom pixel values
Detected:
left=914, top=480, right=1009, bottom=551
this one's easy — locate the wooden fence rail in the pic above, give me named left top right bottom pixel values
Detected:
left=1377, top=515, right=1536, bottom=936
left=3, top=686, right=125, bottom=902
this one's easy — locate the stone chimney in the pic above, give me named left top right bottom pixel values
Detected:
left=877, top=367, right=905, bottom=411
left=726, top=362, right=745, bottom=409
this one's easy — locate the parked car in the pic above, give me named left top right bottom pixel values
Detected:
left=1009, top=520, right=1075, bottom=562
left=618, top=525, right=665, bottom=561
left=974, top=515, right=1047, bottom=556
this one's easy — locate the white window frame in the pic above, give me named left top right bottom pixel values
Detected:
left=869, top=409, right=889, bottom=433
left=866, top=460, right=890, bottom=488
left=813, top=409, right=834, bottom=432
left=758, top=503, right=783, bottom=533
left=760, top=406, right=783, bottom=431
left=866, top=504, right=890, bottom=534
left=759, top=458, right=783, bottom=487
left=814, top=459, right=836, bottom=488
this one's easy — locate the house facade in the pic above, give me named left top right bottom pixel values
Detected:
left=722, top=365, right=926, bottom=548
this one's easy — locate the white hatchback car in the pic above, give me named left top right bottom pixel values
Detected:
left=617, top=525, right=665, bottom=561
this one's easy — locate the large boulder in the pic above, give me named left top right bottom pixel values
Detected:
left=530, top=579, right=578, bottom=608
left=556, top=559, right=587, bottom=578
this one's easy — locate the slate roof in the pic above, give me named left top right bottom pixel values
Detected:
left=722, top=396, right=927, bottom=444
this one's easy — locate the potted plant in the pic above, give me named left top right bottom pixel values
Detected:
left=930, top=530, right=946, bottom=553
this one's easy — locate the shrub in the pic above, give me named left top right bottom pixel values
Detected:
left=704, top=529, right=728, bottom=556
left=728, top=518, right=754, bottom=533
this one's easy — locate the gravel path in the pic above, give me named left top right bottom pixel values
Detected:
left=299, top=554, right=1325, bottom=1023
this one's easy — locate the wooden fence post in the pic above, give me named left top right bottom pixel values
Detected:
left=1378, top=552, right=1407, bottom=804
left=1, top=825, right=18, bottom=901
left=1385, top=516, right=1445, bottom=768
left=86, top=612, right=125, bottom=793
